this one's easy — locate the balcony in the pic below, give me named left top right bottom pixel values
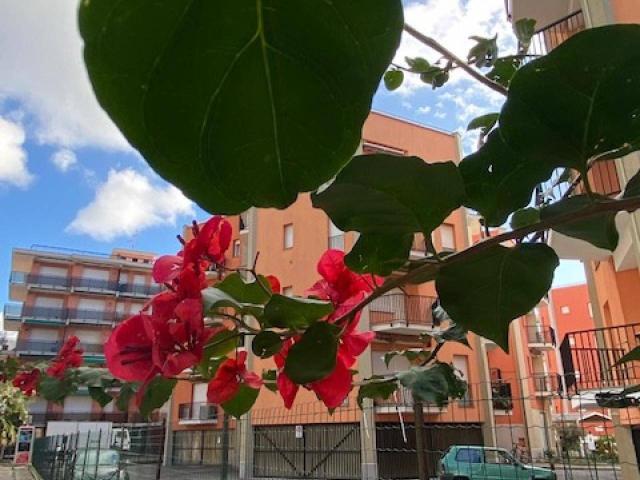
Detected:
left=491, top=381, right=514, bottom=411
left=532, top=374, right=562, bottom=397
left=528, top=10, right=586, bottom=56
left=178, top=402, right=218, bottom=424
left=118, top=282, right=163, bottom=297
left=526, top=325, right=556, bottom=352
left=374, top=386, right=447, bottom=414
left=4, top=304, right=66, bottom=326
left=11, top=271, right=70, bottom=290
left=368, top=294, right=439, bottom=335
left=67, top=308, right=115, bottom=326
left=72, top=277, right=118, bottom=293
left=15, top=340, right=104, bottom=358
left=561, top=323, right=640, bottom=393
left=30, top=411, right=163, bottom=426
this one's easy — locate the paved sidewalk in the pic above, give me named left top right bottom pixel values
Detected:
left=0, top=465, right=34, bottom=480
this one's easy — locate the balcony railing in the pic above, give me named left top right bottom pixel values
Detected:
left=4, top=304, right=134, bottom=326
left=529, top=11, right=585, bottom=57
left=561, top=323, right=640, bottom=393
left=368, top=294, right=438, bottom=331
left=11, top=272, right=163, bottom=297
left=532, top=374, right=562, bottom=395
left=15, top=340, right=104, bottom=356
left=30, top=411, right=162, bottom=426
left=178, top=403, right=218, bottom=423
left=526, top=325, right=556, bottom=347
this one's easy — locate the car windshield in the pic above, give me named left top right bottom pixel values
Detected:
left=76, top=449, right=119, bottom=466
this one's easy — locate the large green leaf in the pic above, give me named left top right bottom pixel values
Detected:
left=460, top=130, right=555, bottom=226
left=357, top=377, right=398, bottom=408
left=216, top=273, right=273, bottom=305
left=436, top=244, right=559, bottom=351
left=398, top=363, right=466, bottom=406
left=501, top=25, right=640, bottom=173
left=313, top=155, right=464, bottom=272
left=39, top=377, right=77, bottom=403
left=345, top=232, right=413, bottom=276
left=79, top=0, right=404, bottom=213
left=89, top=386, right=114, bottom=408
left=284, top=322, right=338, bottom=384
left=541, top=195, right=619, bottom=251
left=222, top=385, right=260, bottom=418
left=614, top=346, right=640, bottom=366
left=138, top=377, right=176, bottom=418
left=202, top=287, right=262, bottom=317
left=252, top=331, right=283, bottom=358
left=263, top=295, right=333, bottom=329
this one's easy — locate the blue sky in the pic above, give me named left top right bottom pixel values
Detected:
left=0, top=0, right=585, bottom=313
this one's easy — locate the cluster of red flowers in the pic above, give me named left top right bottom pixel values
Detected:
left=274, top=250, right=376, bottom=409
left=105, top=216, right=232, bottom=396
left=12, top=336, right=83, bottom=396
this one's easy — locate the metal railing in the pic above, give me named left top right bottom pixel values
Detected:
left=72, top=277, right=117, bottom=291
left=178, top=402, right=218, bottom=423
left=11, top=272, right=70, bottom=288
left=30, top=411, right=163, bottom=425
left=532, top=374, right=562, bottom=394
left=529, top=10, right=585, bottom=56
left=526, top=325, right=556, bottom=346
left=15, top=340, right=104, bottom=356
left=118, top=282, right=163, bottom=296
left=561, top=322, right=640, bottom=392
left=368, top=294, right=438, bottom=329
left=4, top=304, right=133, bottom=325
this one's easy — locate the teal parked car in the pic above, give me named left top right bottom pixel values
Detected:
left=439, top=446, right=556, bottom=480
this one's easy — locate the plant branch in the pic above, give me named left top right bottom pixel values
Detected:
left=403, top=23, right=508, bottom=96
left=334, top=195, right=640, bottom=325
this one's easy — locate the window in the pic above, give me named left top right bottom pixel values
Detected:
left=561, top=306, right=570, bottom=314
left=485, top=450, right=515, bottom=465
left=283, top=286, right=293, bottom=297
left=455, top=448, right=482, bottom=463
left=233, top=239, right=241, bottom=257
left=453, top=355, right=472, bottom=405
left=284, top=224, right=294, bottom=249
left=440, top=224, right=456, bottom=251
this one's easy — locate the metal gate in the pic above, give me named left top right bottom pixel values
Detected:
left=376, top=422, right=484, bottom=480
left=253, top=423, right=361, bottom=479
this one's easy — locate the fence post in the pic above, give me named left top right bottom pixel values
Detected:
left=413, top=400, right=427, bottom=480
left=221, top=413, right=230, bottom=480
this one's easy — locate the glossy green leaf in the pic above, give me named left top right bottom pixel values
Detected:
left=262, top=369, right=278, bottom=393
left=420, top=67, right=449, bottom=89
left=79, top=0, right=404, bottom=213
left=542, top=195, right=619, bottom=251
left=501, top=25, right=640, bottom=174
left=216, top=273, right=273, bottom=305
left=357, top=377, right=398, bottom=408
left=39, top=377, right=77, bottom=403
left=513, top=18, right=536, bottom=52
left=345, top=232, right=413, bottom=276
left=383, top=350, right=430, bottom=368
left=284, top=322, right=338, bottom=384
left=252, top=331, right=283, bottom=358
left=614, top=346, right=640, bottom=366
left=467, top=35, right=498, bottom=67
left=432, top=323, right=470, bottom=348
left=623, top=169, right=640, bottom=198
left=222, top=385, right=260, bottom=418
left=313, top=155, right=465, bottom=267
left=510, top=207, right=540, bottom=230
left=467, top=113, right=499, bottom=135
left=115, top=383, right=137, bottom=412
left=384, top=70, right=404, bottom=91
left=89, top=386, right=114, bottom=408
left=460, top=130, right=556, bottom=226
left=398, top=363, right=466, bottom=406
left=205, top=330, right=240, bottom=358
left=486, top=56, right=521, bottom=88
left=405, top=57, right=431, bottom=73
left=263, top=295, right=333, bottom=329
left=436, top=244, right=559, bottom=351
left=139, top=377, right=176, bottom=418
left=202, top=287, right=262, bottom=317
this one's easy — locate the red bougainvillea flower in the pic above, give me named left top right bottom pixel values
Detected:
left=47, top=336, right=84, bottom=379
left=152, top=216, right=232, bottom=284
left=207, top=350, right=263, bottom=404
left=307, top=250, right=379, bottom=321
left=266, top=275, right=281, bottom=294
left=13, top=369, right=40, bottom=396
left=105, top=314, right=158, bottom=382
left=148, top=298, right=217, bottom=377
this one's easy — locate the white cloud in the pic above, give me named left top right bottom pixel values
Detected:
left=0, top=116, right=33, bottom=187
left=434, top=111, right=447, bottom=119
left=0, top=1, right=128, bottom=150
left=51, top=148, right=77, bottom=172
left=416, top=105, right=431, bottom=115
left=391, top=0, right=515, bottom=97
left=67, top=169, right=195, bottom=241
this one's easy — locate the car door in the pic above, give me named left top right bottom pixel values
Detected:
left=451, top=448, right=485, bottom=478
left=483, top=449, right=520, bottom=480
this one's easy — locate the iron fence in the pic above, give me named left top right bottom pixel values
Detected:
left=529, top=11, right=586, bottom=56
left=368, top=294, right=438, bottom=329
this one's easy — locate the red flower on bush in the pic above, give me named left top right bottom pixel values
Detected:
left=207, top=350, right=263, bottom=404
left=13, top=369, right=40, bottom=396
left=47, top=336, right=83, bottom=379
left=105, top=313, right=157, bottom=382
left=153, top=216, right=232, bottom=284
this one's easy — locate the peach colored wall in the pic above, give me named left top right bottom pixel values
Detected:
left=591, top=259, right=640, bottom=329
left=611, top=0, right=640, bottom=23
left=550, top=284, right=594, bottom=341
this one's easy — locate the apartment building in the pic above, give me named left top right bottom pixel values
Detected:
left=3, top=245, right=161, bottom=430
left=507, top=0, right=640, bottom=476
left=167, top=111, right=574, bottom=478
